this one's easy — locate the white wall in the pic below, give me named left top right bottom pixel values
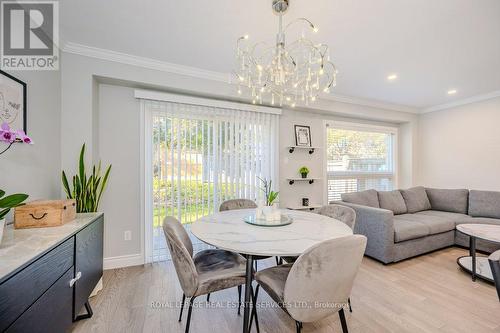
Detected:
left=98, top=84, right=142, bottom=260
left=417, top=96, right=500, bottom=190
left=0, top=70, right=61, bottom=219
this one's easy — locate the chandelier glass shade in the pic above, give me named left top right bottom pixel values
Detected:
left=235, top=0, right=337, bottom=107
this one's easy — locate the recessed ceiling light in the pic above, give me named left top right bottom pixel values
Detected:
left=387, top=74, right=398, bottom=81
left=447, top=89, right=457, bottom=95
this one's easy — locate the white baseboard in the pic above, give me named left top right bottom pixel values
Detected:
left=103, top=253, right=144, bottom=270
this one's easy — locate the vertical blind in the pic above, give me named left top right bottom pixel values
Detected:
left=326, top=123, right=396, bottom=202
left=143, top=99, right=279, bottom=262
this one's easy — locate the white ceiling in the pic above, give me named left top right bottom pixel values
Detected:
left=60, top=0, right=500, bottom=110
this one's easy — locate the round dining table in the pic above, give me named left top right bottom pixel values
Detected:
left=191, top=208, right=353, bottom=333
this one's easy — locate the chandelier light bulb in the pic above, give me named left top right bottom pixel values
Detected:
left=234, top=0, right=336, bottom=107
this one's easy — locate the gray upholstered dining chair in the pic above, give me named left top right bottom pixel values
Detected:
left=281, top=204, right=356, bottom=265
left=163, top=217, right=253, bottom=333
left=219, top=198, right=258, bottom=212
left=282, top=205, right=356, bottom=267
left=317, top=204, right=357, bottom=230
left=251, top=235, right=367, bottom=333
left=489, top=250, right=500, bottom=301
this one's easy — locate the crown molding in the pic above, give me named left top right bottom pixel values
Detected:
left=321, top=93, right=419, bottom=114
left=62, top=41, right=420, bottom=114
left=62, top=42, right=229, bottom=83
left=421, top=90, right=500, bottom=113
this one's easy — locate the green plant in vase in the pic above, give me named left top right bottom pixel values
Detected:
left=258, top=177, right=279, bottom=206
left=61, top=144, right=112, bottom=213
left=299, top=166, right=310, bottom=178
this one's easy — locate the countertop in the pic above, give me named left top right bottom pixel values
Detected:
left=0, top=213, right=103, bottom=283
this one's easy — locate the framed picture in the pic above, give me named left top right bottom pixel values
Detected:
left=0, top=70, right=27, bottom=133
left=294, top=125, right=312, bottom=147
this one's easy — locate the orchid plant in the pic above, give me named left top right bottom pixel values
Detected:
left=0, top=122, right=33, bottom=155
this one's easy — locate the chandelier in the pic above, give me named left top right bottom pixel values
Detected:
left=234, top=0, right=337, bottom=107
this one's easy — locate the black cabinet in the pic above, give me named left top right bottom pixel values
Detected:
left=6, top=269, right=75, bottom=333
left=0, top=238, right=74, bottom=332
left=0, top=215, right=104, bottom=333
left=74, top=217, right=103, bottom=320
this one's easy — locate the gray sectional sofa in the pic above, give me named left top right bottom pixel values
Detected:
left=339, top=187, right=500, bottom=264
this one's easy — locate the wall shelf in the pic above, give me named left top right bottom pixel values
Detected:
left=287, top=146, right=320, bottom=154
left=287, top=177, right=320, bottom=185
left=286, top=204, right=322, bottom=211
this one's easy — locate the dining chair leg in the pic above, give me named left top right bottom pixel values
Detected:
left=243, top=255, right=254, bottom=333
left=185, top=296, right=196, bottom=333
left=275, top=256, right=280, bottom=265
left=206, top=293, right=210, bottom=302
left=295, top=321, right=302, bottom=333
left=338, top=308, right=349, bottom=333
left=179, top=294, right=186, bottom=322
left=249, top=285, right=260, bottom=333
left=254, top=261, right=258, bottom=271
left=238, top=285, right=243, bottom=315
left=348, top=297, right=352, bottom=313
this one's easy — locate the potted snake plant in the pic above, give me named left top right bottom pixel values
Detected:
left=61, top=143, right=112, bottom=213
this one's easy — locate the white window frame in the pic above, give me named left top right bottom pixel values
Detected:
left=323, top=120, right=398, bottom=203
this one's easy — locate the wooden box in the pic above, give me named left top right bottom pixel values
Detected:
left=14, top=200, right=77, bottom=229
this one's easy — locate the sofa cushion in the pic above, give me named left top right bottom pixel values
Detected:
left=469, top=190, right=500, bottom=219
left=455, top=217, right=500, bottom=226
left=425, top=188, right=469, bottom=214
left=398, top=212, right=456, bottom=234
left=400, top=186, right=432, bottom=213
left=393, top=217, right=430, bottom=242
left=415, top=210, right=471, bottom=221
left=341, top=189, right=379, bottom=208
left=378, top=190, right=407, bottom=215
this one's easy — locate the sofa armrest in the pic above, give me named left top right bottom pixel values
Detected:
left=336, top=202, right=395, bottom=263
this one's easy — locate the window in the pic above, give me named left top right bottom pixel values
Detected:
left=326, top=122, right=397, bottom=202
left=140, top=93, right=279, bottom=262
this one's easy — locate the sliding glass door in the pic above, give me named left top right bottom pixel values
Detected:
left=143, top=99, right=279, bottom=262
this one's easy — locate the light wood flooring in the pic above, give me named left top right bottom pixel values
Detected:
left=72, top=247, right=500, bottom=333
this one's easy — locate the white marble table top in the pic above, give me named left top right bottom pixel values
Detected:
left=457, top=224, right=500, bottom=243
left=0, top=213, right=103, bottom=283
left=191, top=209, right=353, bottom=257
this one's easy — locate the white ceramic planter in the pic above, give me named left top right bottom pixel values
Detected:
left=0, top=218, right=5, bottom=243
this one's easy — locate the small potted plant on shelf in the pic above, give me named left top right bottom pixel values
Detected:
left=299, top=166, right=310, bottom=179
left=0, top=189, right=28, bottom=242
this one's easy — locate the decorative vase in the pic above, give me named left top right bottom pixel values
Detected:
left=262, top=206, right=273, bottom=220
left=301, top=173, right=308, bottom=178
left=0, top=218, right=5, bottom=243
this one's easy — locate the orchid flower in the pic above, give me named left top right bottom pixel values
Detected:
left=0, top=122, right=33, bottom=155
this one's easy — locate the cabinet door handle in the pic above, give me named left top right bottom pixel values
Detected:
left=69, top=271, right=82, bottom=287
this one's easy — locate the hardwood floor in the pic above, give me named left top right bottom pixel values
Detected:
left=72, top=247, right=500, bottom=333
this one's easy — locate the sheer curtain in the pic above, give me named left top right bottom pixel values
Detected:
left=141, top=97, right=279, bottom=262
